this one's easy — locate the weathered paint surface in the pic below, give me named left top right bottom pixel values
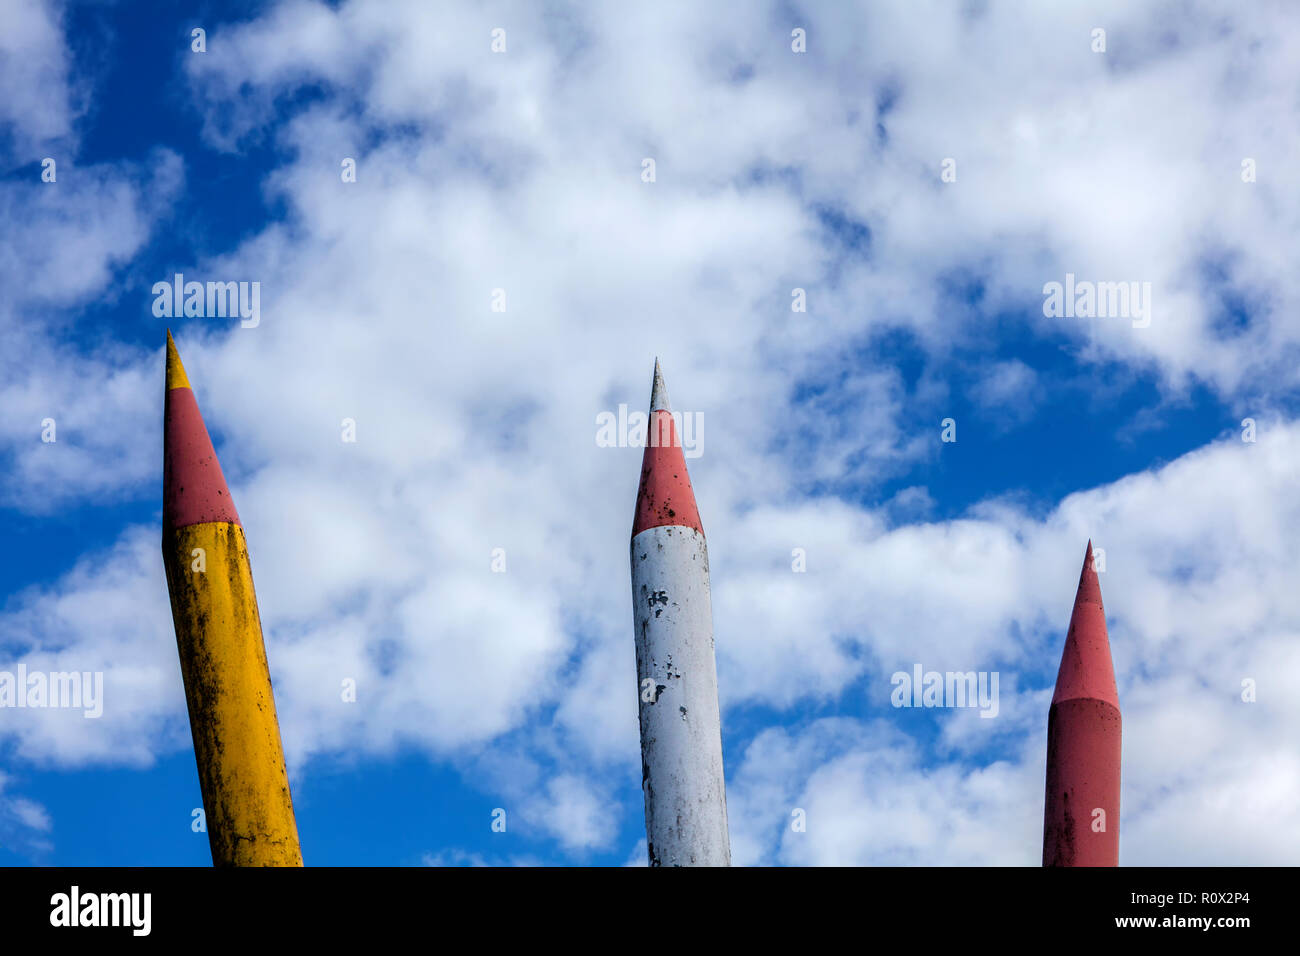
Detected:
left=629, top=360, right=729, bottom=867
left=1043, top=697, right=1121, bottom=866
left=1043, top=541, right=1121, bottom=867
left=632, top=525, right=730, bottom=866
left=164, top=522, right=302, bottom=866
left=162, top=333, right=302, bottom=867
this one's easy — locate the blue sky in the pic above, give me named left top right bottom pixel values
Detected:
left=2, top=0, right=1298, bottom=866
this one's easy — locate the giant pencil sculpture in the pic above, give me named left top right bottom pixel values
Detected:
left=630, top=360, right=730, bottom=866
left=161, top=331, right=302, bottom=866
left=1043, top=540, right=1121, bottom=866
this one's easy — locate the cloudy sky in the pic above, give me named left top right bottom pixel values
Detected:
left=1, top=0, right=1298, bottom=865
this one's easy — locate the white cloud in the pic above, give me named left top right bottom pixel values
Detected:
left=0, top=0, right=78, bottom=159
left=0, top=526, right=187, bottom=767
left=970, top=359, right=1038, bottom=426
left=0, top=771, right=53, bottom=857
left=623, top=838, right=648, bottom=866
left=0, top=135, right=183, bottom=509
left=520, top=773, right=620, bottom=852
left=728, top=718, right=1040, bottom=866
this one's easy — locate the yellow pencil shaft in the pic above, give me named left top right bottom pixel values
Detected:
left=163, top=521, right=302, bottom=867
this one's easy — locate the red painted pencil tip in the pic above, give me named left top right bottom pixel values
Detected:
left=1051, top=540, right=1118, bottom=708
left=632, top=360, right=702, bottom=537
left=162, top=337, right=241, bottom=530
